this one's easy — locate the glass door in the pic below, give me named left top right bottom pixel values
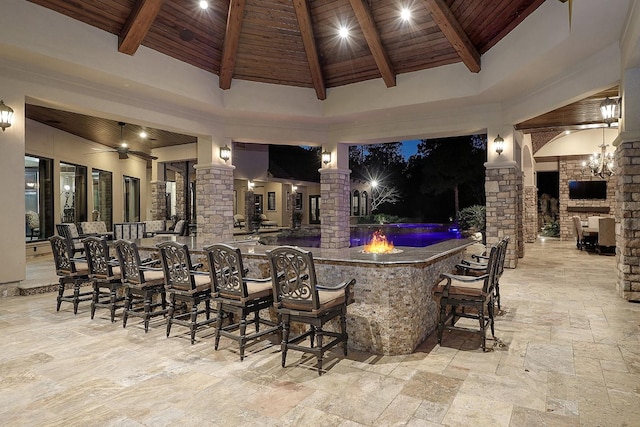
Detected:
left=60, top=162, right=87, bottom=223
left=92, top=169, right=113, bottom=230
left=123, top=176, right=140, bottom=222
left=309, top=195, right=320, bottom=224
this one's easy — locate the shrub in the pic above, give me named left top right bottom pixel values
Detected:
left=541, top=221, right=560, bottom=237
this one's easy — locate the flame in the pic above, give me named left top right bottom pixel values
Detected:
left=363, top=230, right=395, bottom=254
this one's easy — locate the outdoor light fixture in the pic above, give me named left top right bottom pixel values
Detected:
left=494, top=134, right=505, bottom=155
left=583, top=128, right=615, bottom=178
left=219, top=144, right=231, bottom=162
left=292, top=185, right=298, bottom=192
left=248, top=181, right=255, bottom=190
left=0, top=100, right=14, bottom=131
left=600, top=97, right=619, bottom=127
left=322, top=150, right=331, bottom=165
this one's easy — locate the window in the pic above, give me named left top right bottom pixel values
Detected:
left=92, top=169, right=112, bottom=230
left=352, top=190, right=360, bottom=216
left=60, top=162, right=88, bottom=223
left=123, top=176, right=140, bottom=222
left=254, top=194, right=264, bottom=215
left=267, top=191, right=276, bottom=211
left=25, top=155, right=54, bottom=241
left=295, top=192, right=303, bottom=210
left=361, top=191, right=369, bottom=216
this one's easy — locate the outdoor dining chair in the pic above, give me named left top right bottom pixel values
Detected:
left=434, top=244, right=500, bottom=351
left=82, top=236, right=124, bottom=322
left=158, top=241, right=216, bottom=344
left=49, top=235, right=92, bottom=314
left=114, top=239, right=167, bottom=332
left=266, top=246, right=355, bottom=375
left=205, top=243, right=280, bottom=360
left=455, top=236, right=509, bottom=310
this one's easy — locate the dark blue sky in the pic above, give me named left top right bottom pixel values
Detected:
left=401, top=140, right=421, bottom=159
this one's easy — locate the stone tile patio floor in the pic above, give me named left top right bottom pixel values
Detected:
left=1, top=238, right=639, bottom=426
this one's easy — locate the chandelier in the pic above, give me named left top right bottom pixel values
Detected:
left=583, top=128, right=615, bottom=178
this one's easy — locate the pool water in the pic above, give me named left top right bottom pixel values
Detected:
left=266, top=223, right=462, bottom=248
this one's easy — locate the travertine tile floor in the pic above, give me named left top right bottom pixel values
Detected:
left=2, top=238, right=640, bottom=426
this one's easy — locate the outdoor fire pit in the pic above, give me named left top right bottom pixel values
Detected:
left=362, top=230, right=403, bottom=254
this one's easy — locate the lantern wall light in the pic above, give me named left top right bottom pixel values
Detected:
left=494, top=134, right=505, bottom=155
left=322, top=149, right=331, bottom=165
left=219, top=144, right=231, bottom=162
left=0, top=100, right=14, bottom=131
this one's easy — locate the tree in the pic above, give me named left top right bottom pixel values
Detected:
left=412, top=135, right=486, bottom=217
left=349, top=143, right=405, bottom=212
left=370, top=181, right=401, bottom=212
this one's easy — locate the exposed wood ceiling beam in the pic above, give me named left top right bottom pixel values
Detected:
left=348, top=0, right=396, bottom=88
left=219, top=0, right=246, bottom=90
left=292, top=0, right=326, bottom=100
left=118, top=0, right=164, bottom=55
left=421, top=0, right=481, bottom=73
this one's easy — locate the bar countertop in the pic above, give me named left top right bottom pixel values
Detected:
left=134, top=235, right=476, bottom=266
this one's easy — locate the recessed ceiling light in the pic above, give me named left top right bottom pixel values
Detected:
left=339, top=26, right=349, bottom=39
left=139, top=131, right=148, bottom=138
left=199, top=1, right=209, bottom=10
left=400, top=8, right=411, bottom=21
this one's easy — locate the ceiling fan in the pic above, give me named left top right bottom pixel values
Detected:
left=91, top=122, right=157, bottom=160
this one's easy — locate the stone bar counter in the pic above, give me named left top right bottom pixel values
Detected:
left=136, top=236, right=474, bottom=355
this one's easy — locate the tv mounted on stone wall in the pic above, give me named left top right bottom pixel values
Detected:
left=568, top=180, right=607, bottom=200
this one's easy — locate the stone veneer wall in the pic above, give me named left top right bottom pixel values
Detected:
left=320, top=169, right=351, bottom=249
left=615, top=141, right=640, bottom=301
left=485, top=166, right=522, bottom=268
left=174, top=164, right=186, bottom=221
left=245, top=190, right=256, bottom=231
left=195, top=165, right=234, bottom=242
left=149, top=181, right=167, bottom=220
left=241, top=249, right=466, bottom=355
left=516, top=175, right=524, bottom=257
left=558, top=158, right=617, bottom=241
left=523, top=186, right=538, bottom=242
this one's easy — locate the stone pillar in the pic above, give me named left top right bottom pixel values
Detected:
left=485, top=164, right=522, bottom=268
left=615, top=140, right=640, bottom=301
left=195, top=164, right=234, bottom=242
left=175, top=163, right=186, bottom=220
left=516, top=175, right=525, bottom=258
left=320, top=168, right=351, bottom=249
left=245, top=190, right=256, bottom=232
left=523, top=185, right=538, bottom=242
left=149, top=181, right=167, bottom=220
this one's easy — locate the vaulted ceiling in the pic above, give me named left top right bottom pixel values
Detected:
left=27, top=0, right=546, bottom=100
left=24, top=0, right=614, bottom=155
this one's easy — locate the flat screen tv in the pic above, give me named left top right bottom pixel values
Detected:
left=568, top=180, right=607, bottom=200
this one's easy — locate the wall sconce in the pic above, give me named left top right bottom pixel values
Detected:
left=322, top=149, right=331, bottom=165
left=292, top=185, right=298, bottom=192
left=219, top=144, right=231, bottom=162
left=0, top=100, right=14, bottom=131
left=600, top=97, right=620, bottom=127
left=494, top=134, right=505, bottom=155
left=247, top=181, right=255, bottom=190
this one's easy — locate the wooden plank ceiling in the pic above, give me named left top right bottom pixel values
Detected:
left=25, top=0, right=612, bottom=156
left=26, top=0, right=546, bottom=100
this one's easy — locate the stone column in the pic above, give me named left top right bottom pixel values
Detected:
left=174, top=163, right=186, bottom=221
left=149, top=181, right=167, bottom=220
left=485, top=164, right=522, bottom=268
left=245, top=190, right=256, bottom=232
left=195, top=164, right=234, bottom=242
left=615, top=140, right=640, bottom=301
left=523, top=185, right=538, bottom=242
left=320, top=168, right=351, bottom=249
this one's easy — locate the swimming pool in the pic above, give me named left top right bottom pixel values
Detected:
left=263, top=223, right=462, bottom=248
